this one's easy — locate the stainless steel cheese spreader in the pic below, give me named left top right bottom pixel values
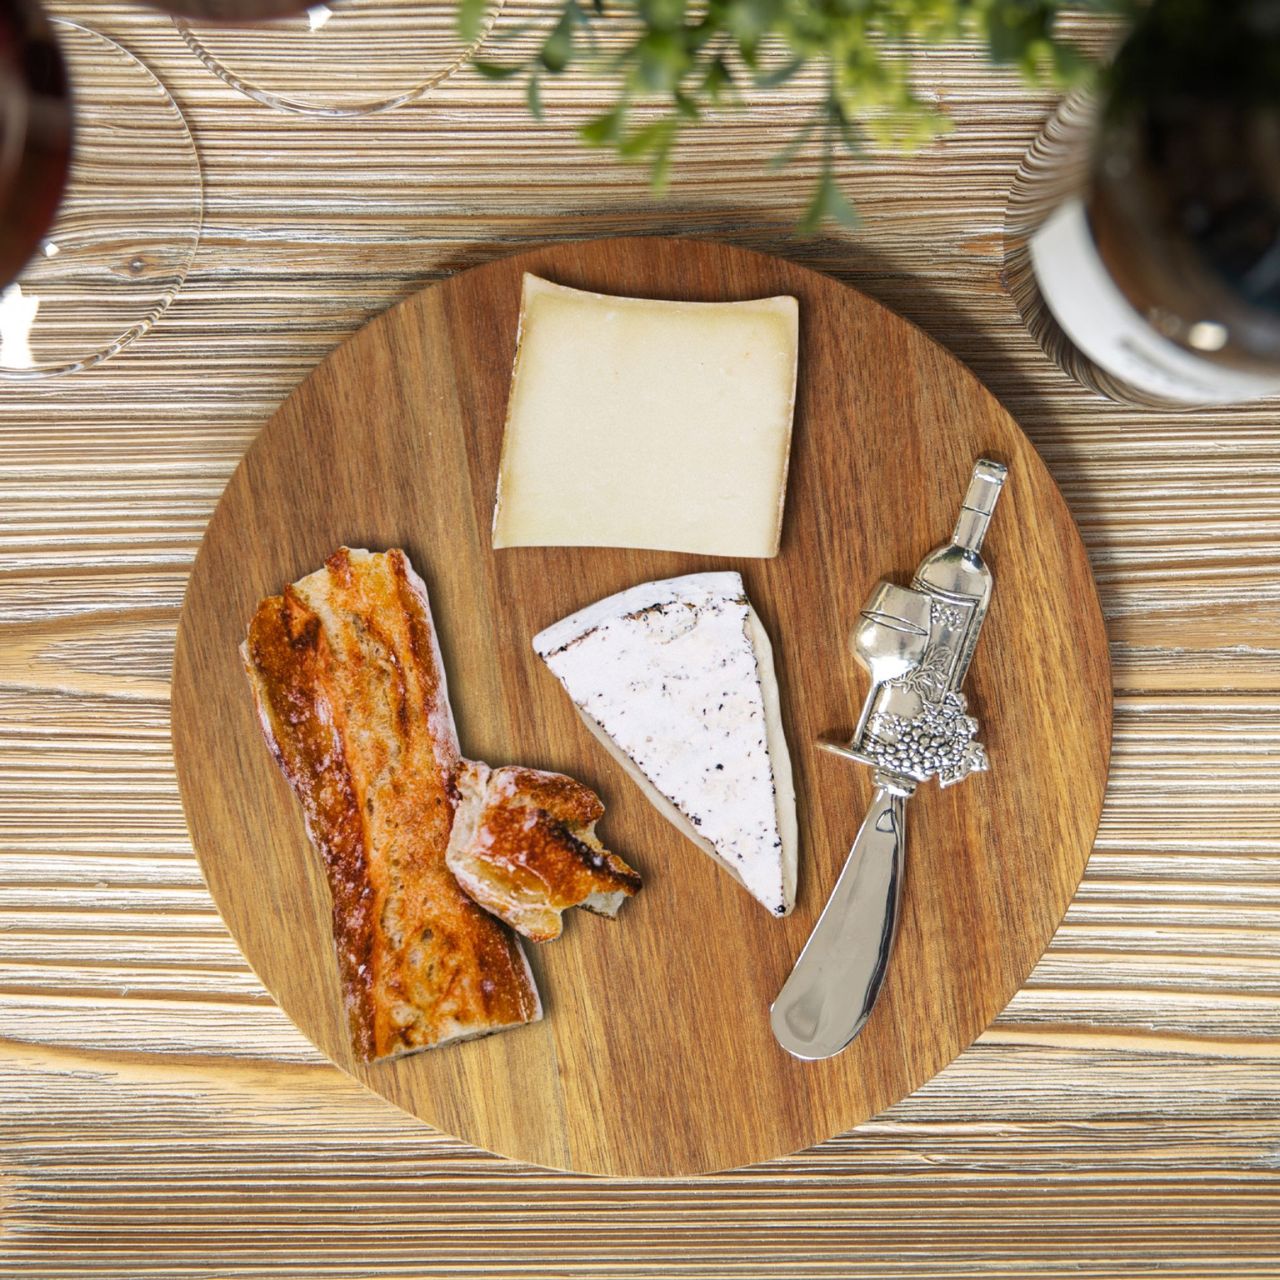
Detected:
left=771, top=458, right=1007, bottom=1060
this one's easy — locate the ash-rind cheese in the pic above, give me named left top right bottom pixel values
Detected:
left=533, top=572, right=798, bottom=916
left=492, top=274, right=799, bottom=558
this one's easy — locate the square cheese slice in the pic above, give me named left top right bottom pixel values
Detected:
left=492, top=274, right=799, bottom=558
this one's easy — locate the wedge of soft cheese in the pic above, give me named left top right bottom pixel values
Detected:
left=493, top=274, right=799, bottom=558
left=533, top=572, right=798, bottom=916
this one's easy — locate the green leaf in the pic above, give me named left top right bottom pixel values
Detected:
left=828, top=102, right=862, bottom=156
left=580, top=106, right=624, bottom=146
left=634, top=29, right=692, bottom=93
left=798, top=167, right=861, bottom=235
left=981, top=1, right=1053, bottom=67
left=754, top=56, right=805, bottom=89
left=471, top=59, right=523, bottom=80
left=767, top=116, right=819, bottom=170
left=723, top=0, right=779, bottom=47
left=650, top=141, right=675, bottom=192
left=674, top=89, right=700, bottom=120
left=527, top=72, right=544, bottom=120
left=637, top=0, right=686, bottom=34
left=618, top=117, right=676, bottom=158
left=540, top=7, right=578, bottom=73
left=456, top=0, right=490, bottom=45
left=701, top=55, right=734, bottom=103
left=1048, top=37, right=1092, bottom=86
left=611, top=116, right=679, bottom=192
left=735, top=32, right=760, bottom=71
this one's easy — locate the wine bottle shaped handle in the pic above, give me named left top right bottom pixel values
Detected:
left=951, top=458, right=1007, bottom=553
left=772, top=458, right=1005, bottom=1060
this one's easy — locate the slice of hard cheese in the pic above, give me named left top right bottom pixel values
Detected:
left=533, top=572, right=798, bottom=916
left=493, top=274, right=799, bottom=558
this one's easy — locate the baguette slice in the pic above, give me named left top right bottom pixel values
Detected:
left=241, top=547, right=541, bottom=1062
left=447, top=760, right=641, bottom=943
left=533, top=572, right=798, bottom=917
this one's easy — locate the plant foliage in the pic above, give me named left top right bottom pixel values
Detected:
left=458, top=0, right=1136, bottom=229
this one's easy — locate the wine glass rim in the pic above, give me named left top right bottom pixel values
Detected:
left=171, top=0, right=508, bottom=118
left=1, top=19, right=204, bottom=379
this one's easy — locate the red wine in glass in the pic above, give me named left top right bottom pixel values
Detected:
left=1, top=0, right=319, bottom=288
left=0, top=0, right=71, bottom=287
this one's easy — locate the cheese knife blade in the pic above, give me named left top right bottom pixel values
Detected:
left=769, top=784, right=906, bottom=1059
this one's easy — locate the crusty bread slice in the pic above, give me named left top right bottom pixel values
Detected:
left=446, top=760, right=641, bottom=943
left=241, top=547, right=541, bottom=1062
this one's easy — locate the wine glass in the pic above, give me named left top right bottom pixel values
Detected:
left=0, top=7, right=203, bottom=378
left=999, top=91, right=1161, bottom=405
left=170, top=0, right=505, bottom=117
left=0, top=0, right=71, bottom=289
left=1004, top=89, right=1187, bottom=407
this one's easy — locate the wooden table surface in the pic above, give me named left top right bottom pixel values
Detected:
left=3, top=3, right=1278, bottom=1275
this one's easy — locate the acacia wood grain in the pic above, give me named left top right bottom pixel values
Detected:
left=169, top=237, right=1110, bottom=1176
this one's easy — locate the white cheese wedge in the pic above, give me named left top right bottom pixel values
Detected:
left=533, top=572, right=798, bottom=916
left=493, top=274, right=799, bottom=558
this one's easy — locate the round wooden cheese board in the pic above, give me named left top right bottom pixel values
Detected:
left=172, top=237, right=1111, bottom=1178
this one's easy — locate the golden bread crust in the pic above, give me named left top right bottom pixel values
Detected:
left=241, top=547, right=541, bottom=1062
left=447, top=760, right=641, bottom=943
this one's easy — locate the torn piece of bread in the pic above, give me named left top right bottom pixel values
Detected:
left=446, top=760, right=641, bottom=943
left=241, top=547, right=542, bottom=1062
